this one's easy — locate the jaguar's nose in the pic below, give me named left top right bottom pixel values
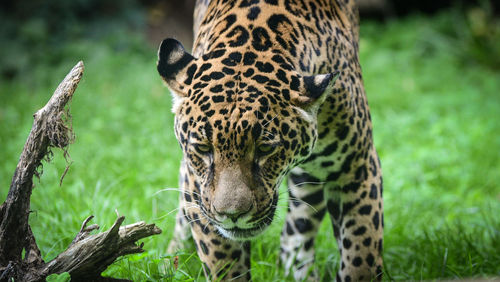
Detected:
left=212, top=166, right=254, bottom=223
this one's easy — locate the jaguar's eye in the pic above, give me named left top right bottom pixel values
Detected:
left=193, top=143, right=212, bottom=154
left=256, top=143, right=275, bottom=156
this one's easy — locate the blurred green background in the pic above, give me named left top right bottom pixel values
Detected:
left=1, top=0, right=499, bottom=280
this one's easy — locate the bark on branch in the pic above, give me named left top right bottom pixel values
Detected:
left=0, top=61, right=162, bottom=281
left=0, top=61, right=83, bottom=266
left=37, top=215, right=161, bottom=281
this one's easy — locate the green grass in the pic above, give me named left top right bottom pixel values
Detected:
left=1, top=11, right=500, bottom=281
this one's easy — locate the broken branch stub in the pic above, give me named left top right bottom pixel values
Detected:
left=40, top=215, right=162, bottom=280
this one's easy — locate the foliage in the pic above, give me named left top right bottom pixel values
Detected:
left=0, top=0, right=144, bottom=79
left=1, top=8, right=499, bottom=281
left=360, top=9, right=500, bottom=280
left=415, top=1, right=500, bottom=70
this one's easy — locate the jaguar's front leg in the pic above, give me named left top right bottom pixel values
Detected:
left=167, top=161, right=193, bottom=253
left=280, top=168, right=326, bottom=281
left=187, top=203, right=252, bottom=281
left=326, top=168, right=384, bottom=281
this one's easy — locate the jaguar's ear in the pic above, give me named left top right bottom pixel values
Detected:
left=157, top=38, right=196, bottom=97
left=292, top=71, right=340, bottom=111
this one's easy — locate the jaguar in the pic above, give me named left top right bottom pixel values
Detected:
left=157, top=0, right=383, bottom=280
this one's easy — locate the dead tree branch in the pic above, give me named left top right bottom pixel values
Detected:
left=0, top=61, right=162, bottom=281
left=37, top=216, right=161, bottom=281
left=0, top=61, right=83, bottom=266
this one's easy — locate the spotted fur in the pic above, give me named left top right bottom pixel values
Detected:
left=157, top=0, right=383, bottom=281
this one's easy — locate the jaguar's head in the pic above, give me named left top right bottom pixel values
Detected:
left=157, top=38, right=339, bottom=240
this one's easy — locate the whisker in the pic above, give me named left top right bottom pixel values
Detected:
left=294, top=181, right=325, bottom=187
left=152, top=187, right=182, bottom=196
left=267, top=209, right=284, bottom=221
left=263, top=114, right=279, bottom=127
left=153, top=187, right=202, bottom=198
left=261, top=129, right=276, bottom=140
left=279, top=190, right=290, bottom=196
left=185, top=218, right=202, bottom=226
left=203, top=219, right=212, bottom=231
left=284, top=196, right=320, bottom=213
left=272, top=204, right=289, bottom=210
left=261, top=134, right=275, bottom=141
left=158, top=204, right=199, bottom=220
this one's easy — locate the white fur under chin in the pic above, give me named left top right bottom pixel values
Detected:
left=216, top=226, right=238, bottom=239
left=215, top=225, right=266, bottom=241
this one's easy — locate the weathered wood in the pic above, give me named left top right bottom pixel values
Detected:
left=36, top=215, right=161, bottom=281
left=0, top=61, right=163, bottom=281
left=0, top=61, right=83, bottom=266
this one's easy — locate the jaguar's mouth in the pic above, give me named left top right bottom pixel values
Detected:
left=216, top=224, right=270, bottom=240
left=213, top=209, right=277, bottom=240
left=200, top=197, right=278, bottom=240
